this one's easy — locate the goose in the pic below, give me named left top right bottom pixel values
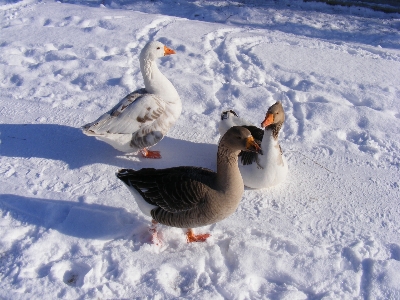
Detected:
left=219, top=110, right=253, bottom=137
left=116, top=126, right=262, bottom=244
left=219, top=102, right=288, bottom=189
left=82, top=41, right=181, bottom=159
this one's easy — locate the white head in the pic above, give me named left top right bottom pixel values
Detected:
left=140, top=41, right=176, bottom=62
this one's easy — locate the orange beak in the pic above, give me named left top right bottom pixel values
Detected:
left=164, top=45, right=176, bottom=56
left=261, top=113, right=274, bottom=128
left=246, top=136, right=263, bottom=154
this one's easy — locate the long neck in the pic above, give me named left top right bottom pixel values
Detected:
left=267, top=122, right=282, bottom=140
left=260, top=123, right=283, bottom=166
left=261, top=129, right=278, bottom=155
left=216, top=144, right=244, bottom=194
left=140, top=58, right=180, bottom=104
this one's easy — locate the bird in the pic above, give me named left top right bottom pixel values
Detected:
left=219, top=110, right=253, bottom=137
left=219, top=102, right=288, bottom=189
left=116, top=126, right=262, bottom=244
left=82, top=41, right=181, bottom=159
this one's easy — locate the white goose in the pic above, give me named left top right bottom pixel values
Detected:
left=219, top=102, right=288, bottom=189
left=82, top=41, right=181, bottom=158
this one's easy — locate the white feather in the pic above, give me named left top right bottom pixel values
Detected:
left=82, top=41, right=181, bottom=153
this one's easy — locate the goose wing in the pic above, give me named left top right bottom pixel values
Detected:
left=82, top=89, right=165, bottom=135
left=239, top=125, right=264, bottom=165
left=117, top=167, right=215, bottom=213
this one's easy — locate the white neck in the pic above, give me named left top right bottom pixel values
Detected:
left=259, top=129, right=280, bottom=167
left=140, top=58, right=180, bottom=105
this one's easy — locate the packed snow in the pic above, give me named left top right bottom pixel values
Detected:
left=1, top=0, right=400, bottom=298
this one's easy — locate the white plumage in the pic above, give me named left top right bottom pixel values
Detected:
left=82, top=41, right=181, bottom=158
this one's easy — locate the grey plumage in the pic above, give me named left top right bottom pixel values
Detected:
left=116, top=126, right=262, bottom=229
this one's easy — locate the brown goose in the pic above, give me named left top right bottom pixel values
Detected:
left=116, top=126, right=262, bottom=243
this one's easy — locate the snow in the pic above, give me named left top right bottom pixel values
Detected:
left=1, top=0, right=400, bottom=298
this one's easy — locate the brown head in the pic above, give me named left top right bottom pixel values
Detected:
left=261, top=101, right=285, bottom=128
left=220, top=126, right=262, bottom=154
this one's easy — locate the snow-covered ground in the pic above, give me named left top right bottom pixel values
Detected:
left=1, top=0, right=400, bottom=298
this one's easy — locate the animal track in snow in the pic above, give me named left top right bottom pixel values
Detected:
left=9, top=74, right=24, bottom=86
left=155, top=264, right=200, bottom=296
left=285, top=90, right=306, bottom=138
left=346, top=130, right=382, bottom=155
left=42, top=15, right=107, bottom=31
left=310, top=145, right=334, bottom=159
left=337, top=236, right=400, bottom=298
left=250, top=229, right=299, bottom=255
left=49, top=261, right=91, bottom=287
left=389, top=243, right=400, bottom=261
left=342, top=246, right=362, bottom=272
left=42, top=15, right=82, bottom=28
left=203, top=29, right=267, bottom=93
left=1, top=3, right=399, bottom=299
left=1, top=33, right=126, bottom=104
left=201, top=28, right=290, bottom=122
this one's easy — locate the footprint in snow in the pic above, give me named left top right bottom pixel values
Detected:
left=49, top=261, right=91, bottom=287
left=389, top=243, right=400, bottom=261
left=346, top=130, right=381, bottom=155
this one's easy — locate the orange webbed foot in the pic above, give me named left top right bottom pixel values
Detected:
left=140, top=148, right=162, bottom=159
left=186, top=229, right=211, bottom=243
left=149, top=220, right=162, bottom=246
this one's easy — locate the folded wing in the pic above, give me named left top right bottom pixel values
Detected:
left=83, top=89, right=166, bottom=135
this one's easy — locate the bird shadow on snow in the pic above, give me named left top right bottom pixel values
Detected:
left=0, top=123, right=124, bottom=169
left=0, top=123, right=218, bottom=170
left=0, top=193, right=152, bottom=242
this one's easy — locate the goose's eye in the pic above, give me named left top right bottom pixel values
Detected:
left=157, top=47, right=161, bottom=50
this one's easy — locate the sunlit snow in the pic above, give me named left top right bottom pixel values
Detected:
left=1, top=0, right=400, bottom=299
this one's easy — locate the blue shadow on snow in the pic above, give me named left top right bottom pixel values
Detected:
left=0, top=123, right=218, bottom=170
left=0, top=193, right=149, bottom=241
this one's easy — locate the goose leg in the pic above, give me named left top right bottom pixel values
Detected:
left=140, top=148, right=162, bottom=159
left=186, top=228, right=210, bottom=243
left=149, top=220, right=162, bottom=246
